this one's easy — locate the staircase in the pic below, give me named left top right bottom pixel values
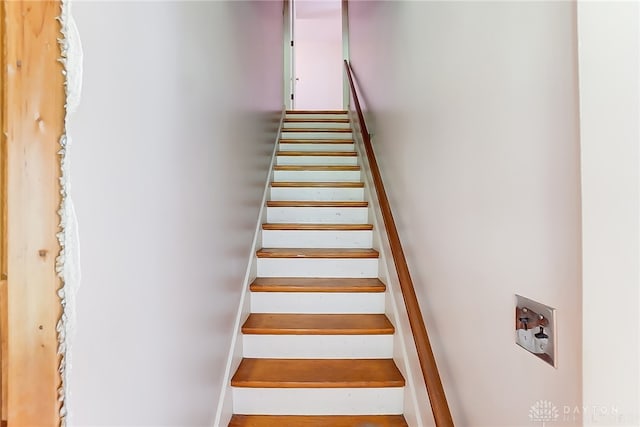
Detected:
left=228, top=111, right=408, bottom=427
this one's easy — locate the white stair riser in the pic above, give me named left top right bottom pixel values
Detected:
left=282, top=131, right=353, bottom=139
left=277, top=155, right=358, bottom=166
left=251, top=291, right=384, bottom=314
left=266, top=207, right=369, bottom=224
left=273, top=170, right=361, bottom=182
left=257, top=258, right=378, bottom=278
left=279, top=143, right=354, bottom=152
left=232, top=388, right=404, bottom=415
left=286, top=113, right=349, bottom=120
left=242, top=335, right=394, bottom=358
left=284, top=122, right=350, bottom=129
left=262, top=230, right=372, bottom=248
left=270, top=187, right=364, bottom=201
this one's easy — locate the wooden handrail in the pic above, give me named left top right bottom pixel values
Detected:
left=344, top=60, right=455, bottom=427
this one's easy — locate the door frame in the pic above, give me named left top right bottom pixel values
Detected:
left=1, top=1, right=65, bottom=425
left=285, top=0, right=348, bottom=110
left=283, top=0, right=295, bottom=109
left=341, top=0, right=350, bottom=109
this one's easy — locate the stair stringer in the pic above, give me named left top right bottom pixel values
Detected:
left=212, top=109, right=286, bottom=427
left=349, top=112, right=436, bottom=427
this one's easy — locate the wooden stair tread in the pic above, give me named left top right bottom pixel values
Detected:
left=256, top=248, right=379, bottom=259
left=277, top=151, right=357, bottom=156
left=250, top=277, right=385, bottom=293
left=279, top=139, right=353, bottom=144
left=274, top=165, right=360, bottom=171
left=286, top=110, right=348, bottom=114
left=271, top=181, right=363, bottom=188
left=229, top=415, right=408, bottom=427
left=266, top=201, right=368, bottom=207
left=284, top=118, right=350, bottom=123
left=262, top=223, right=372, bottom=231
left=282, top=128, right=352, bottom=133
left=242, top=314, right=394, bottom=335
left=231, top=359, right=405, bottom=388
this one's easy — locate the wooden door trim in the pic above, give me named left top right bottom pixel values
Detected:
left=1, top=1, right=65, bottom=425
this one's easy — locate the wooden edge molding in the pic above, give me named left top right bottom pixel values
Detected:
left=285, top=110, right=348, bottom=114
left=343, top=60, right=455, bottom=427
left=2, top=1, right=65, bottom=425
left=229, top=415, right=408, bottom=427
left=256, top=248, right=379, bottom=259
left=284, top=118, right=350, bottom=123
left=250, top=277, right=386, bottom=293
left=270, top=181, right=364, bottom=188
left=273, top=165, right=360, bottom=171
left=262, top=223, right=373, bottom=231
left=276, top=151, right=357, bottom=156
left=279, top=139, right=354, bottom=144
left=0, top=0, right=6, bottom=422
left=265, top=201, right=368, bottom=208
left=231, top=358, right=405, bottom=388
left=281, top=128, right=352, bottom=133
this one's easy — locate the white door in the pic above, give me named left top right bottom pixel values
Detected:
left=293, top=0, right=343, bottom=110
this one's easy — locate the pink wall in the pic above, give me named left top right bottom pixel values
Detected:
left=294, top=0, right=343, bottom=109
left=67, top=2, right=283, bottom=424
left=348, top=2, right=582, bottom=425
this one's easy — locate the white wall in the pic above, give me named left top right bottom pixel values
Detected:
left=578, top=2, right=640, bottom=425
left=348, top=2, right=582, bottom=425
left=67, top=2, right=283, bottom=425
left=294, top=0, right=343, bottom=109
